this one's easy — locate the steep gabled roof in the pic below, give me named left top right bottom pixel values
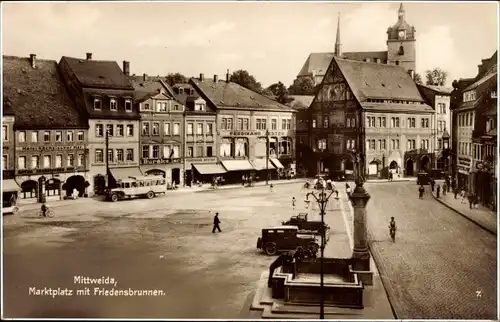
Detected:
left=60, top=56, right=133, bottom=90
left=297, top=51, right=388, bottom=77
left=3, top=55, right=87, bottom=129
left=129, top=77, right=176, bottom=103
left=464, top=66, right=497, bottom=92
left=190, top=78, right=295, bottom=112
left=287, top=95, right=314, bottom=110
left=334, top=57, right=424, bottom=102
left=417, top=84, right=453, bottom=95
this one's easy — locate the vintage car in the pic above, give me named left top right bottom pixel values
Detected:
left=2, top=204, right=19, bottom=215
left=282, top=213, right=330, bottom=236
left=417, top=172, right=431, bottom=185
left=256, top=226, right=320, bottom=256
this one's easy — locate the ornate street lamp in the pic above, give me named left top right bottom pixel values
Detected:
left=306, top=185, right=335, bottom=319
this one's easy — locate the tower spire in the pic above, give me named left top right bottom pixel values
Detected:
left=334, top=13, right=342, bottom=57
left=398, top=2, right=405, bottom=21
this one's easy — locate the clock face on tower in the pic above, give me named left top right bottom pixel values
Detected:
left=398, top=30, right=406, bottom=39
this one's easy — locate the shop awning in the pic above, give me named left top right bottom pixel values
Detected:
left=251, top=158, right=276, bottom=171
left=221, top=160, right=255, bottom=171
left=192, top=163, right=227, bottom=175
left=109, top=167, right=143, bottom=181
left=2, top=179, right=20, bottom=193
left=270, top=158, right=284, bottom=169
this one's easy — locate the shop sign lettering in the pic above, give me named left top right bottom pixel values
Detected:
left=18, top=145, right=87, bottom=152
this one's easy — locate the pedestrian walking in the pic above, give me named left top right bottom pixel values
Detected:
left=212, top=212, right=222, bottom=233
left=388, top=217, right=397, bottom=242
left=454, top=188, right=459, bottom=199
left=346, top=185, right=352, bottom=197
left=436, top=185, right=440, bottom=198
left=468, top=194, right=474, bottom=209
left=270, top=184, right=274, bottom=192
left=460, top=188, right=467, bottom=203
left=292, top=197, right=296, bottom=210
left=419, top=185, right=425, bottom=199
left=442, top=182, right=447, bottom=196
left=431, top=179, right=435, bottom=192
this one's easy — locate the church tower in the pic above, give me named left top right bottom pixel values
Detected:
left=386, top=3, right=416, bottom=76
left=334, top=13, right=342, bottom=57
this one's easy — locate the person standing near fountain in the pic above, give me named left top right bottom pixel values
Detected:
left=388, top=217, right=397, bottom=242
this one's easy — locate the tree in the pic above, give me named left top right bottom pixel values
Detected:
left=413, top=73, right=423, bottom=85
left=266, top=82, right=288, bottom=103
left=425, top=68, right=448, bottom=86
left=288, top=76, right=316, bottom=95
left=229, top=70, right=263, bottom=93
left=165, top=73, right=188, bottom=86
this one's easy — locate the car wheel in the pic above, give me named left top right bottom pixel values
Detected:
left=147, top=191, right=155, bottom=199
left=12, top=207, right=19, bottom=215
left=264, top=242, right=277, bottom=256
left=308, top=242, right=319, bottom=254
left=111, top=193, right=119, bottom=202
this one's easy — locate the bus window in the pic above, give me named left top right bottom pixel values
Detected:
left=146, top=180, right=151, bottom=186
left=161, top=179, right=166, bottom=185
left=131, top=182, right=137, bottom=188
left=139, top=181, right=144, bottom=187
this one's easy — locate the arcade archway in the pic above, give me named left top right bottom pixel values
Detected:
left=406, top=159, right=414, bottom=176
left=420, top=155, right=431, bottom=173
left=66, top=175, right=86, bottom=197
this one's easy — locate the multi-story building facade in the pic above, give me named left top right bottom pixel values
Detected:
left=190, top=73, right=296, bottom=183
left=131, top=74, right=185, bottom=186
left=286, top=95, right=314, bottom=176
left=3, top=55, right=90, bottom=203
left=297, top=3, right=416, bottom=86
left=451, top=51, right=497, bottom=208
left=417, top=84, right=453, bottom=171
left=59, top=54, right=140, bottom=195
left=308, top=56, right=433, bottom=179
left=2, top=100, right=19, bottom=202
left=171, top=82, right=217, bottom=185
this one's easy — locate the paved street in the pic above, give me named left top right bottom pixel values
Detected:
left=363, top=181, right=497, bottom=319
left=3, top=182, right=322, bottom=319
left=3, top=180, right=497, bottom=319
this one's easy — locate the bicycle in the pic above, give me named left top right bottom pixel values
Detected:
left=37, top=210, right=55, bottom=218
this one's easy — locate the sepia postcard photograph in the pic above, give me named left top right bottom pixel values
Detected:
left=1, top=0, right=498, bottom=319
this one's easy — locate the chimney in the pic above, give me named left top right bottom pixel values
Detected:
left=123, top=61, right=130, bottom=76
left=376, top=58, right=381, bottom=64
left=364, top=58, right=371, bottom=63
left=226, top=69, right=230, bottom=82
left=29, top=54, right=36, bottom=68
left=200, top=73, right=204, bottom=81
left=143, top=73, right=148, bottom=81
left=213, top=74, right=219, bottom=82
left=86, top=53, right=92, bottom=60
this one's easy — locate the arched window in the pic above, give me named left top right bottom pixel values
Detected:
left=21, top=180, right=37, bottom=199
left=399, top=45, right=404, bottom=55
left=220, top=137, right=232, bottom=157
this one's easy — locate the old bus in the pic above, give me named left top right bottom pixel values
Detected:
left=106, top=175, right=167, bottom=202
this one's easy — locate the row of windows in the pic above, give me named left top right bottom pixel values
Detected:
left=96, top=124, right=135, bottom=137
left=463, top=90, right=476, bottom=102
left=458, top=112, right=474, bottom=127
left=220, top=117, right=292, bottom=131
left=141, top=101, right=183, bottom=112
left=187, top=123, right=214, bottom=136
left=6, top=129, right=86, bottom=143
left=366, top=117, right=431, bottom=129
left=141, top=145, right=181, bottom=159
left=16, top=154, right=85, bottom=170
left=93, top=97, right=133, bottom=112
left=95, top=149, right=134, bottom=163
left=459, top=142, right=472, bottom=157
left=365, top=139, right=429, bottom=151
left=311, top=117, right=357, bottom=129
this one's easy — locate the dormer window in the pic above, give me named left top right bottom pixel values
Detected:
left=110, top=99, right=117, bottom=111
left=125, top=99, right=132, bottom=112
left=190, top=89, right=195, bottom=95
left=179, top=88, right=184, bottom=95
left=94, top=98, right=101, bottom=110
left=143, top=103, right=151, bottom=111
left=195, top=103, right=205, bottom=111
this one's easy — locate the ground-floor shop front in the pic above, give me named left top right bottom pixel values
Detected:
left=14, top=170, right=90, bottom=204
left=140, top=161, right=184, bottom=188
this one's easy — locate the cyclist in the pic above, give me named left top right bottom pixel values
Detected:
left=41, top=202, right=49, bottom=217
left=388, top=217, right=396, bottom=242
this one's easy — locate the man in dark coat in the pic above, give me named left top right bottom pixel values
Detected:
left=419, top=185, right=425, bottom=199
left=212, top=212, right=221, bottom=233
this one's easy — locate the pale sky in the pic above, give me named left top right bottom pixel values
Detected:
left=1, top=1, right=498, bottom=87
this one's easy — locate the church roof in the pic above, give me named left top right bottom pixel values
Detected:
left=297, top=51, right=388, bottom=77
left=332, top=57, right=433, bottom=112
